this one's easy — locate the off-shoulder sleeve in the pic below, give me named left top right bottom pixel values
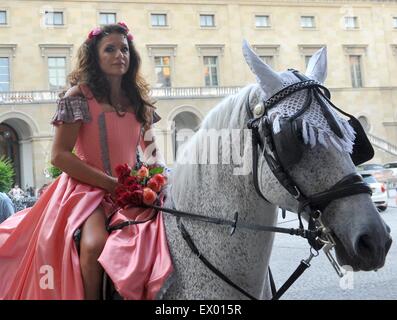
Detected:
left=152, top=111, right=161, bottom=124
left=51, top=96, right=92, bottom=126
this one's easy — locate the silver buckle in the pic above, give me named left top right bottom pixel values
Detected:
left=316, top=217, right=345, bottom=278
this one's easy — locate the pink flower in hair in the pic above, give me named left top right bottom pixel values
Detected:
left=127, top=33, right=134, bottom=41
left=118, top=21, right=129, bottom=31
left=88, top=27, right=102, bottom=39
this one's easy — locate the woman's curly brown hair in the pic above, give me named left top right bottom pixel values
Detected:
left=65, top=23, right=156, bottom=130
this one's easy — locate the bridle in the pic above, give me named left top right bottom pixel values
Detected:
left=246, top=69, right=373, bottom=250
left=107, top=70, right=373, bottom=300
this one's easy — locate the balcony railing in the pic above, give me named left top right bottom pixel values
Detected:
left=368, top=133, right=397, bottom=156
left=0, top=91, right=61, bottom=104
left=0, top=86, right=244, bottom=104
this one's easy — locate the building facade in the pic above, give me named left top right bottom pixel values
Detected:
left=0, top=0, right=397, bottom=189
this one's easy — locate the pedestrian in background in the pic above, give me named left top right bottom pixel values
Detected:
left=8, top=184, right=24, bottom=200
left=0, top=192, right=15, bottom=224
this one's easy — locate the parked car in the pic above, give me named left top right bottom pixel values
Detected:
left=356, top=163, right=394, bottom=185
left=383, top=162, right=397, bottom=188
left=357, top=163, right=385, bottom=172
left=361, top=173, right=388, bottom=212
left=383, top=162, right=397, bottom=176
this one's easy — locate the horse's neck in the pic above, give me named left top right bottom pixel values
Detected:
left=171, top=161, right=277, bottom=228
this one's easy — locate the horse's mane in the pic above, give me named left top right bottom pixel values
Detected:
left=200, top=84, right=263, bottom=130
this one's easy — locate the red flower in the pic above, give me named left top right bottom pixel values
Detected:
left=147, top=178, right=161, bottom=193
left=152, top=174, right=166, bottom=188
left=129, top=190, right=143, bottom=206
left=115, top=163, right=131, bottom=183
left=128, top=183, right=142, bottom=193
left=116, top=191, right=132, bottom=208
left=124, top=176, right=140, bottom=187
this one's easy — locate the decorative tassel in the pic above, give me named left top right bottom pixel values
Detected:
left=329, top=136, right=342, bottom=152
left=308, top=125, right=317, bottom=148
left=342, top=120, right=356, bottom=141
left=302, top=120, right=309, bottom=145
left=272, top=114, right=281, bottom=134
left=342, top=137, right=354, bottom=154
left=318, top=130, right=328, bottom=148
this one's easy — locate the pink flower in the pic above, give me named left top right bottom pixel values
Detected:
left=118, top=21, right=129, bottom=31
left=143, top=187, right=157, bottom=205
left=88, top=27, right=102, bottom=39
left=127, top=33, right=134, bottom=41
left=137, top=166, right=149, bottom=178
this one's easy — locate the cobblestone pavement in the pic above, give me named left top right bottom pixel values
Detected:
left=269, top=193, right=397, bottom=300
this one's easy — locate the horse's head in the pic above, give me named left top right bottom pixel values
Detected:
left=242, top=40, right=392, bottom=272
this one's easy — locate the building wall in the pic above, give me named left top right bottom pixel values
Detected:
left=0, top=0, right=397, bottom=188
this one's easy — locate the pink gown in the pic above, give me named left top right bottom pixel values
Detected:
left=0, top=85, right=173, bottom=300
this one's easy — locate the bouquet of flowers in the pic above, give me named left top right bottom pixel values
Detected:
left=114, top=163, right=167, bottom=209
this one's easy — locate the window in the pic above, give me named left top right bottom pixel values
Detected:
left=301, top=16, right=315, bottom=28
left=100, top=12, right=116, bottom=25
left=45, top=11, right=64, bottom=26
left=0, top=10, right=7, bottom=25
left=393, top=17, right=397, bottom=28
left=0, top=57, right=10, bottom=91
left=255, top=15, right=270, bottom=28
left=305, top=55, right=312, bottom=67
left=154, top=56, right=171, bottom=87
left=200, top=14, right=215, bottom=27
left=349, top=55, right=363, bottom=88
left=358, top=116, right=370, bottom=132
left=48, top=57, right=66, bottom=89
left=151, top=14, right=167, bottom=27
left=260, top=56, right=274, bottom=68
left=203, top=56, right=218, bottom=86
left=345, top=16, right=358, bottom=29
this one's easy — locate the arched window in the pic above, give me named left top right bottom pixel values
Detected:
left=172, top=111, right=201, bottom=160
left=0, top=123, right=20, bottom=186
left=357, top=115, right=370, bottom=132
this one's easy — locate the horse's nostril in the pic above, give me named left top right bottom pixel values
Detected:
left=355, top=234, right=374, bottom=256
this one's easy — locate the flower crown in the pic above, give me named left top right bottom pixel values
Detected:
left=87, top=22, right=134, bottom=41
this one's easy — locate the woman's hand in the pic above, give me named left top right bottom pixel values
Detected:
left=105, top=176, right=120, bottom=199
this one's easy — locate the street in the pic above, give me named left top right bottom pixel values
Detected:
left=269, top=194, right=397, bottom=300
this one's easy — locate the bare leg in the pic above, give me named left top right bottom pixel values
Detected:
left=79, top=206, right=108, bottom=300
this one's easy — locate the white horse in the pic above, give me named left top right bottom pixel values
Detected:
left=160, top=41, right=392, bottom=300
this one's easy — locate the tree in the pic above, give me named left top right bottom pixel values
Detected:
left=47, top=165, right=62, bottom=179
left=0, top=156, right=15, bottom=192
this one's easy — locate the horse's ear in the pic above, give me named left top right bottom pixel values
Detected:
left=242, top=40, right=284, bottom=97
left=305, top=47, right=327, bottom=84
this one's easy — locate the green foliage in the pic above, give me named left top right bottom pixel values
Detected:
left=0, top=156, right=15, bottom=193
left=48, top=165, right=62, bottom=179
left=149, top=167, right=164, bottom=175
